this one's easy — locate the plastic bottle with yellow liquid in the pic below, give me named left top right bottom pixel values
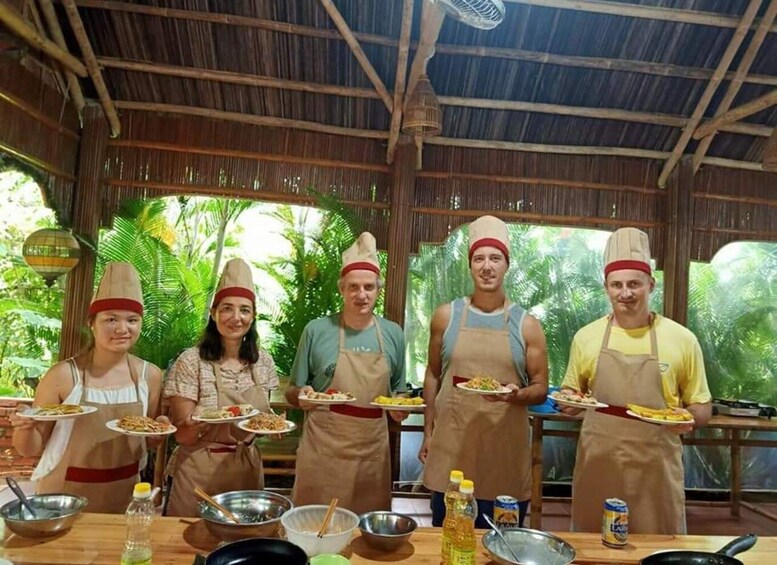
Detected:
left=450, top=479, right=478, bottom=565
left=441, top=469, right=464, bottom=564
left=120, top=482, right=154, bottom=565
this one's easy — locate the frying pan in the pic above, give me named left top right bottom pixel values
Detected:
left=194, top=537, right=309, bottom=565
left=639, top=533, right=757, bottom=565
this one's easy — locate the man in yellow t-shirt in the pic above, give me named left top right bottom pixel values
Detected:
left=560, top=227, right=712, bottom=536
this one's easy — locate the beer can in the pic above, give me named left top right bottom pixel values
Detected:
left=601, top=498, right=628, bottom=548
left=494, top=495, right=519, bottom=527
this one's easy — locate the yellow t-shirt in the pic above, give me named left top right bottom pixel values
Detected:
left=561, top=314, right=711, bottom=408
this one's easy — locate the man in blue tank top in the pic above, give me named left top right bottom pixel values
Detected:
left=420, top=215, right=549, bottom=529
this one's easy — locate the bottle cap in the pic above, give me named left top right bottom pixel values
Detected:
left=460, top=479, right=474, bottom=494
left=133, top=482, right=152, bottom=499
left=449, top=470, right=464, bottom=483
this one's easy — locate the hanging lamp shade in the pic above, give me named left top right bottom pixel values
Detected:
left=22, top=229, right=81, bottom=286
left=402, top=75, right=442, bottom=137
left=763, top=127, right=777, bottom=172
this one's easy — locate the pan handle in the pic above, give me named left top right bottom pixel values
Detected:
left=716, top=533, right=757, bottom=557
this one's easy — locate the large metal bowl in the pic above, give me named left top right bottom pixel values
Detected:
left=358, top=511, right=417, bottom=552
left=482, top=527, right=576, bottom=565
left=0, top=493, right=87, bottom=538
left=197, top=490, right=293, bottom=541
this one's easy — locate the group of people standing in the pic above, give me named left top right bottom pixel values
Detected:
left=11, top=215, right=711, bottom=536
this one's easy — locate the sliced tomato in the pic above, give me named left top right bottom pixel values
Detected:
left=225, top=405, right=242, bottom=417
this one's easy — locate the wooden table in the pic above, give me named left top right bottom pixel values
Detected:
left=529, top=412, right=777, bottom=529
left=2, top=513, right=777, bottom=564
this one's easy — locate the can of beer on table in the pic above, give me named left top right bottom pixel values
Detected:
left=601, top=498, right=629, bottom=548
left=494, top=495, right=520, bottom=527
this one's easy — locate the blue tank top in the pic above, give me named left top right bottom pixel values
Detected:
left=441, top=298, right=529, bottom=387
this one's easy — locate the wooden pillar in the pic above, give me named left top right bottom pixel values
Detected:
left=58, top=104, right=109, bottom=359
left=662, top=156, right=693, bottom=326
left=384, top=142, right=416, bottom=326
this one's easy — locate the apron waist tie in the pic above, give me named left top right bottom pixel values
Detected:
left=330, top=404, right=383, bottom=419
left=65, top=461, right=139, bottom=483
left=596, top=404, right=641, bottom=420
left=206, top=441, right=251, bottom=454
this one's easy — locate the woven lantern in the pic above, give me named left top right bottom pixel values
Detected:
left=22, top=229, right=81, bottom=286
left=402, top=75, right=442, bottom=137
left=763, top=127, right=777, bottom=172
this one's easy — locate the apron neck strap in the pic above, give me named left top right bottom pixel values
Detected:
left=82, top=354, right=140, bottom=403
left=339, top=315, right=383, bottom=353
left=601, top=313, right=658, bottom=355
left=462, top=297, right=511, bottom=327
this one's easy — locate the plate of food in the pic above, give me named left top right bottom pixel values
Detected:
left=192, top=404, right=259, bottom=423
left=17, top=404, right=97, bottom=421
left=455, top=376, right=512, bottom=395
left=626, top=404, right=695, bottom=426
left=550, top=390, right=608, bottom=409
left=299, top=389, right=357, bottom=405
left=370, top=395, right=426, bottom=411
left=236, top=412, right=297, bottom=435
left=106, top=415, right=177, bottom=436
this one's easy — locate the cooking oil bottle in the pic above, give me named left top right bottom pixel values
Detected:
left=450, top=479, right=477, bottom=565
left=441, top=469, right=464, bottom=564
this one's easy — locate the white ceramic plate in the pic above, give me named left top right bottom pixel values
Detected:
left=552, top=397, right=609, bottom=410
left=369, top=402, right=426, bottom=411
left=626, top=409, right=695, bottom=426
left=192, top=408, right=260, bottom=423
left=17, top=405, right=97, bottom=421
left=105, top=418, right=177, bottom=437
left=299, top=394, right=357, bottom=405
left=236, top=419, right=297, bottom=435
left=455, top=382, right=511, bottom=395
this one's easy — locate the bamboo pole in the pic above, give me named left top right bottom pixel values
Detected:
left=318, top=0, right=392, bottom=112
left=38, top=0, right=87, bottom=113
left=25, top=0, right=68, bottom=95
left=694, top=192, right=777, bottom=208
left=97, top=58, right=381, bottom=99
left=386, top=0, right=414, bottom=164
left=0, top=2, right=87, bottom=76
left=692, top=0, right=777, bottom=171
left=694, top=89, right=777, bottom=140
left=0, top=139, right=77, bottom=181
left=511, top=0, right=777, bottom=32
left=0, top=85, right=80, bottom=139
left=107, top=139, right=391, bottom=172
left=114, top=101, right=389, bottom=139
left=73, top=0, right=777, bottom=87
left=698, top=157, right=764, bottom=172
left=405, top=1, right=445, bottom=109
left=60, top=0, right=121, bottom=137
left=657, top=0, right=763, bottom=188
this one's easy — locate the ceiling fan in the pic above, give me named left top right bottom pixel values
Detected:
left=432, top=0, right=506, bottom=30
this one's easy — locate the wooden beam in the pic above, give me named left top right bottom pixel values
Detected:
left=698, top=157, right=763, bottom=172
left=25, top=0, right=68, bottom=95
left=657, top=0, right=763, bottom=188
left=0, top=2, right=87, bottom=76
left=405, top=1, right=445, bottom=108
left=74, top=1, right=777, bottom=87
left=386, top=0, right=414, bottom=164
left=511, top=0, right=777, bottom=32
left=0, top=139, right=77, bottom=181
left=60, top=0, right=120, bottom=136
left=692, top=0, right=777, bottom=171
left=97, top=57, right=381, bottom=99
left=318, top=0, right=392, bottom=112
left=662, top=157, right=693, bottom=325
left=38, top=0, right=87, bottom=113
left=694, top=89, right=777, bottom=140
left=114, top=101, right=389, bottom=139
left=0, top=85, right=79, bottom=139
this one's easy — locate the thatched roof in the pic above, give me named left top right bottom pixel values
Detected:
left=2, top=0, right=770, bottom=183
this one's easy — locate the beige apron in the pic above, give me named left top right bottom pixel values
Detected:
left=571, top=315, right=686, bottom=534
left=37, top=357, right=145, bottom=514
left=292, top=316, right=392, bottom=515
left=166, top=360, right=270, bottom=517
left=424, top=300, right=531, bottom=501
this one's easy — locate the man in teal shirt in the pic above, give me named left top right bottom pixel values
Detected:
left=287, top=232, right=407, bottom=513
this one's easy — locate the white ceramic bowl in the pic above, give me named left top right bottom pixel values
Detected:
left=281, top=505, right=359, bottom=557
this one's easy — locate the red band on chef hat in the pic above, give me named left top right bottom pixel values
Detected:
left=89, top=298, right=144, bottom=317
left=341, top=261, right=381, bottom=277
left=469, top=238, right=510, bottom=264
left=213, top=286, right=256, bottom=306
left=604, top=260, right=652, bottom=277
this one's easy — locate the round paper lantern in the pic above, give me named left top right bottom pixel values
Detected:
left=22, top=229, right=81, bottom=286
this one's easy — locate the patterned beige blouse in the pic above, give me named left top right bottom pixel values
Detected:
left=163, top=346, right=279, bottom=409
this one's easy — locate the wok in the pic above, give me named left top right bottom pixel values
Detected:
left=640, top=533, right=757, bottom=565
left=194, top=538, right=309, bottom=565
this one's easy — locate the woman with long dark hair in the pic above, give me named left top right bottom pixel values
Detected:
left=164, top=258, right=278, bottom=516
left=11, top=262, right=166, bottom=513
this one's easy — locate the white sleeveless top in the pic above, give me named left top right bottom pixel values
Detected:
left=31, top=361, right=150, bottom=481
